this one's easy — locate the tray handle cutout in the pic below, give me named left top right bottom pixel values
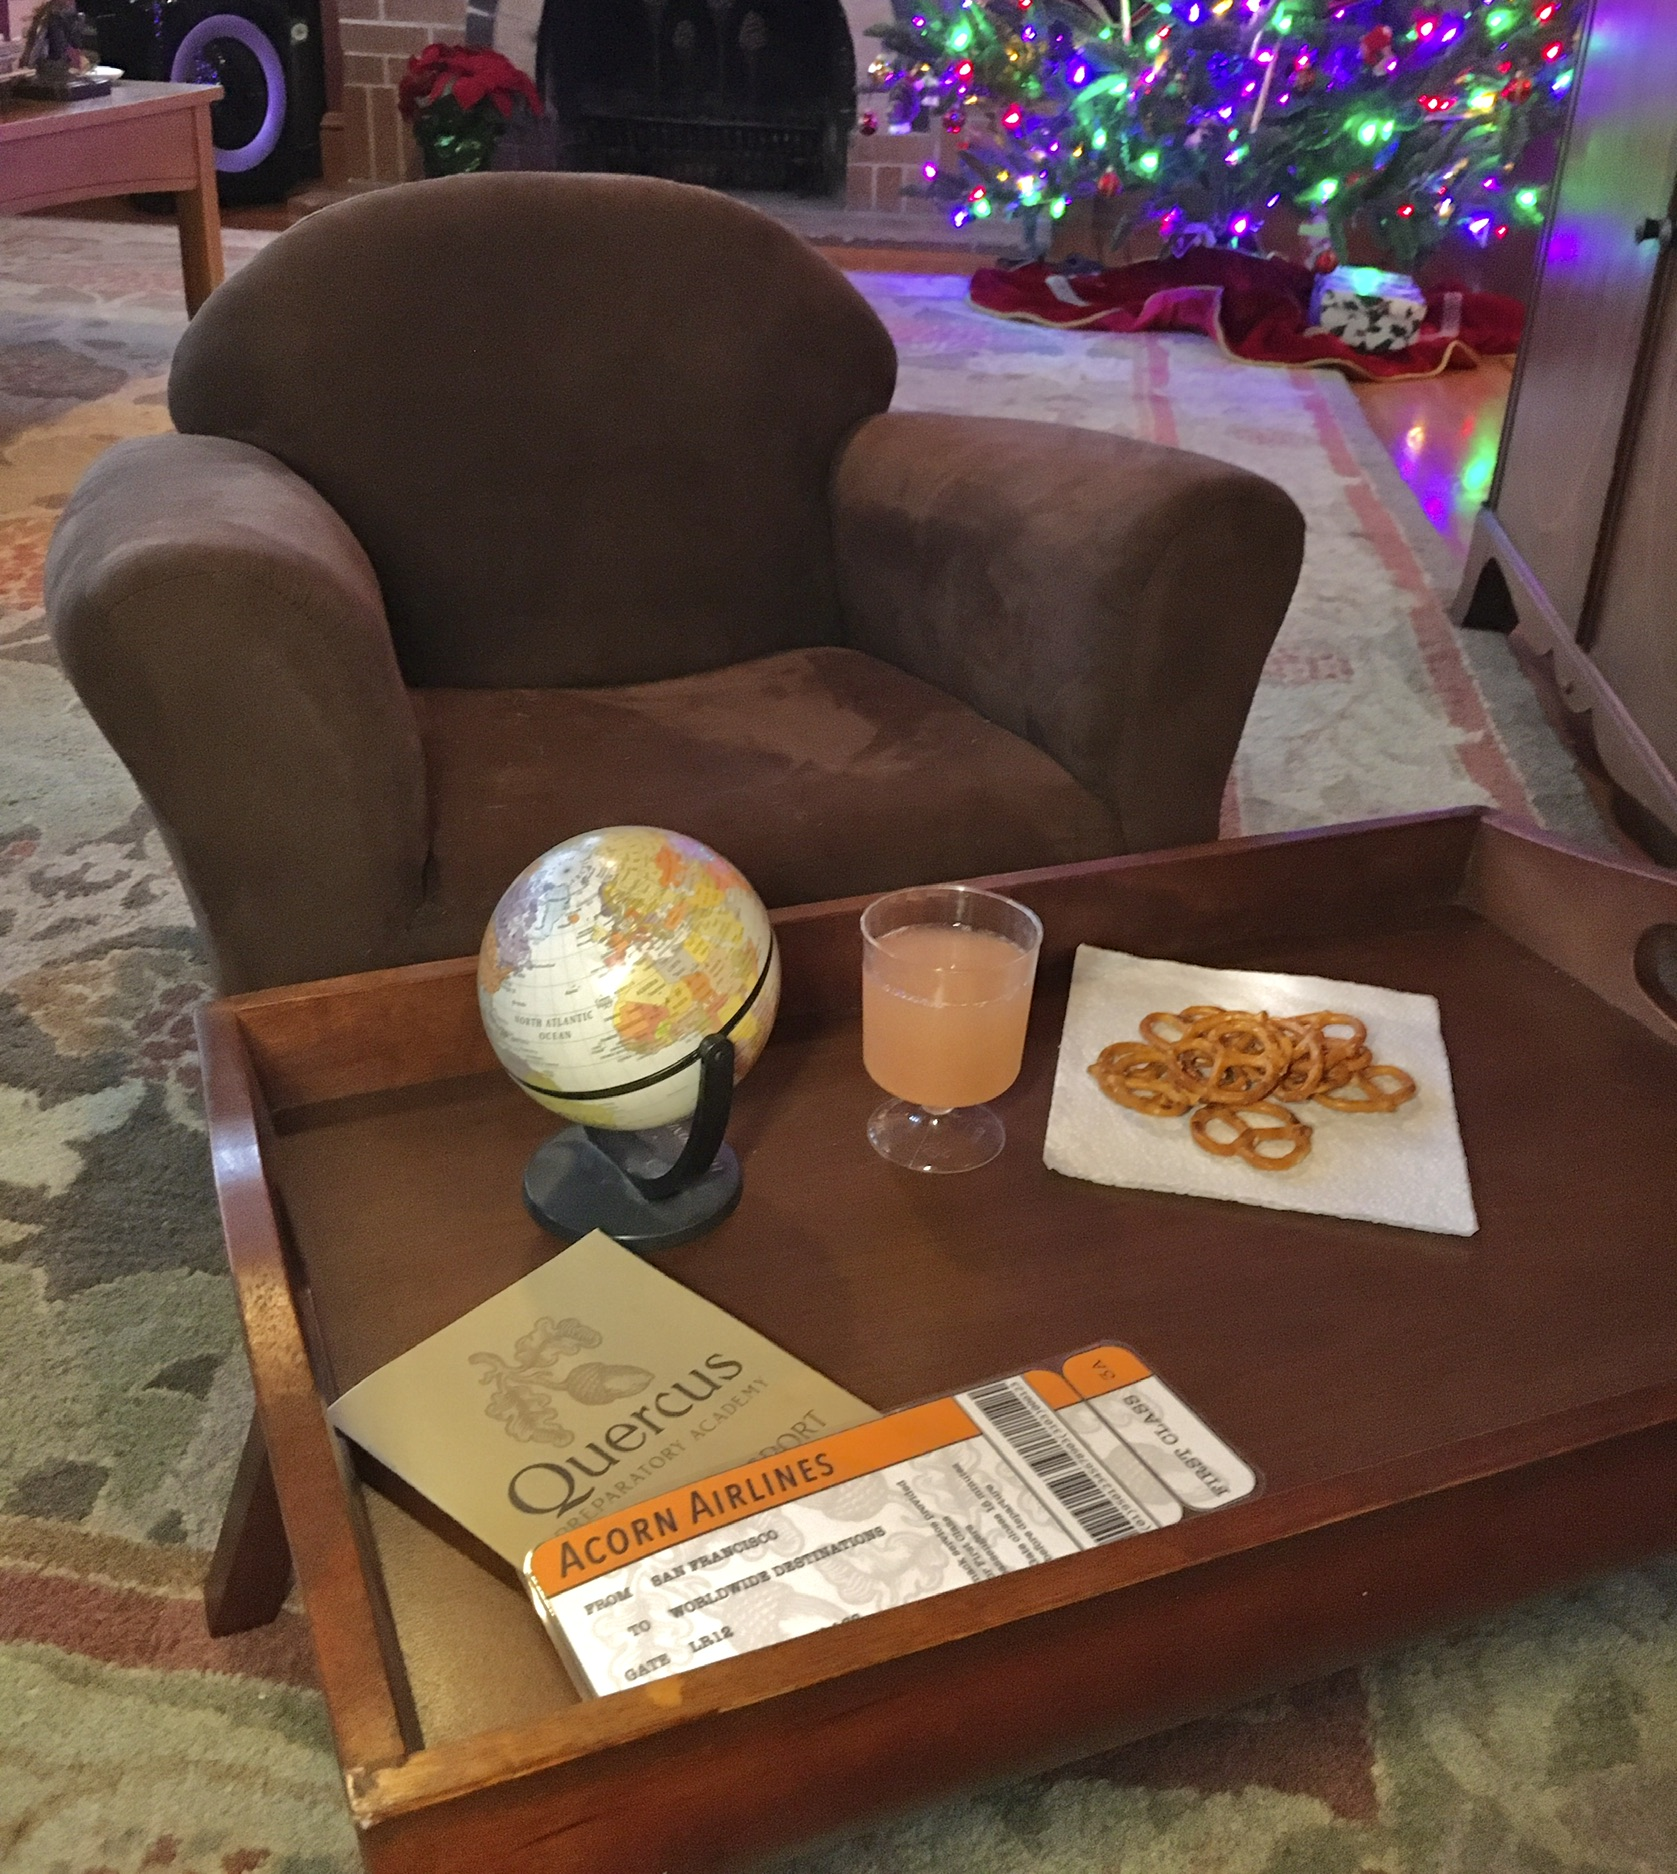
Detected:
left=1633, top=924, right=1677, bottom=1029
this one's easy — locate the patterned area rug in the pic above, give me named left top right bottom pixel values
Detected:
left=3, top=218, right=1668, bottom=1874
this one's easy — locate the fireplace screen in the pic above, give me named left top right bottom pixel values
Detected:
left=535, top=0, right=856, bottom=194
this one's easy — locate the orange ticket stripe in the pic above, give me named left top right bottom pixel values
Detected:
left=1062, top=1346, right=1152, bottom=1400
left=529, top=1395, right=979, bottom=1596
left=1024, top=1368, right=1080, bottom=1409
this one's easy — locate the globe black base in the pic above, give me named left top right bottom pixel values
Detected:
left=523, top=1128, right=742, bottom=1251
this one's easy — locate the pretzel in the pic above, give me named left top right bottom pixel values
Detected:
left=1139, top=1011, right=1193, bottom=1048
left=1088, top=1041, right=1196, bottom=1117
left=1191, top=1100, right=1313, bottom=1171
left=1271, top=1016, right=1325, bottom=1101
left=1138, top=1005, right=1229, bottom=1048
left=1312, top=1063, right=1417, bottom=1113
left=1089, top=1003, right=1417, bottom=1173
left=1307, top=1013, right=1372, bottom=1091
left=1167, top=1011, right=1290, bottom=1106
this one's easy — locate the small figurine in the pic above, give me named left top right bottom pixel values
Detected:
left=17, top=0, right=110, bottom=99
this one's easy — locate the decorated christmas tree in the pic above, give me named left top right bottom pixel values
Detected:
left=868, top=0, right=1580, bottom=267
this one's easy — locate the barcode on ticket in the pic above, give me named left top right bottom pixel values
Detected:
left=960, top=1378, right=1153, bottom=1545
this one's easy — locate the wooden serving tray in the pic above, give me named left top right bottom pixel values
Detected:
left=199, top=810, right=1677, bottom=1873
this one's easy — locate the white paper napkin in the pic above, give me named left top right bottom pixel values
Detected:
left=1044, top=946, right=1477, bottom=1236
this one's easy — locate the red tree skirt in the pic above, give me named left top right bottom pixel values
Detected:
left=969, top=249, right=1523, bottom=380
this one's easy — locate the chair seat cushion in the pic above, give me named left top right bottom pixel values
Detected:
left=407, top=645, right=1121, bottom=959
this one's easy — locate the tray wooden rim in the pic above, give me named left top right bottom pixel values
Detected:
left=344, top=1378, right=1677, bottom=1821
left=199, top=806, right=1677, bottom=1846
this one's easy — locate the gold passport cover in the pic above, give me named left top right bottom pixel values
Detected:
left=327, top=1229, right=878, bottom=1568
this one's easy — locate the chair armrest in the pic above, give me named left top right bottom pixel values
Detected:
left=46, top=434, right=428, bottom=992
left=831, top=412, right=1305, bottom=851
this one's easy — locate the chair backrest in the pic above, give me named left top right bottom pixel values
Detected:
left=169, top=173, right=897, bottom=689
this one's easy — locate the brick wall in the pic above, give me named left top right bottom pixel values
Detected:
left=845, top=128, right=944, bottom=217
left=338, top=0, right=468, bottom=182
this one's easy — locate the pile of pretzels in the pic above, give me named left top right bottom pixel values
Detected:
left=1088, top=1006, right=1417, bottom=1172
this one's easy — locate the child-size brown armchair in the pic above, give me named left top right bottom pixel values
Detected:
left=46, top=172, right=1305, bottom=996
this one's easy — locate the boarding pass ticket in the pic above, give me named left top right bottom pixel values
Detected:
left=524, top=1344, right=1259, bottom=1697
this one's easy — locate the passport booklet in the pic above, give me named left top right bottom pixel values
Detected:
left=524, top=1343, right=1260, bottom=1696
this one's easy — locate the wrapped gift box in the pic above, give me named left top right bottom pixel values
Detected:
left=1308, top=265, right=1428, bottom=354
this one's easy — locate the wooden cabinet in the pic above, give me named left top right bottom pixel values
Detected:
left=1455, top=0, right=1677, bottom=850
left=1587, top=275, right=1677, bottom=780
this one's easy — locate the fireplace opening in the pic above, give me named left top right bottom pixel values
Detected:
left=535, top=0, right=856, bottom=195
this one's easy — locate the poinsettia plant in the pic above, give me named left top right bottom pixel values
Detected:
left=398, top=43, right=542, bottom=176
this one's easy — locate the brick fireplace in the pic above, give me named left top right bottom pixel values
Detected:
left=333, top=0, right=923, bottom=196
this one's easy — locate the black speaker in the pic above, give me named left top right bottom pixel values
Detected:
left=88, top=0, right=325, bottom=205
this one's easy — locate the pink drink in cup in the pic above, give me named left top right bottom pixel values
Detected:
left=861, top=886, right=1043, bottom=1173
left=863, top=926, right=1035, bottom=1108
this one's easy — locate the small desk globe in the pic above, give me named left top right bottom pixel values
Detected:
left=478, top=826, right=780, bottom=1249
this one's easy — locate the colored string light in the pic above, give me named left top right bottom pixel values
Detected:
left=871, top=0, right=1578, bottom=256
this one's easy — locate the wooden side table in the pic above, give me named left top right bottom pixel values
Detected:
left=0, top=80, right=226, bottom=314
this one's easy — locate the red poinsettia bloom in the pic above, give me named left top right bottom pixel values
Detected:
left=398, top=43, right=541, bottom=121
